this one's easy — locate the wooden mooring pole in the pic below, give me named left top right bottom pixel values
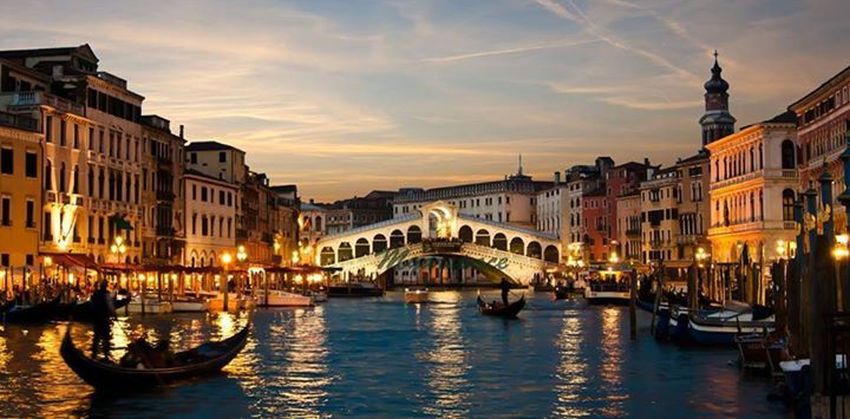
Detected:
left=629, top=269, right=637, bottom=340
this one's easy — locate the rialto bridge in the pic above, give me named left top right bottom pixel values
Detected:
left=314, top=201, right=561, bottom=284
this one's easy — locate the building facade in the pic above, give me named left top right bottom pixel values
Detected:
left=788, top=64, right=850, bottom=205
left=707, top=113, right=799, bottom=266
left=0, top=111, right=42, bottom=269
left=183, top=170, right=237, bottom=267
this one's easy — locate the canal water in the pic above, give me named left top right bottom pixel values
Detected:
left=0, top=291, right=787, bottom=418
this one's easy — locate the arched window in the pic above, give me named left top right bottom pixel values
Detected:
left=781, top=140, right=796, bottom=169
left=782, top=189, right=795, bottom=221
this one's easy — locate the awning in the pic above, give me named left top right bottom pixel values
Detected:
left=41, top=252, right=97, bottom=269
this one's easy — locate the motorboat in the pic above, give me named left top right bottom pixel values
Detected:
left=255, top=290, right=313, bottom=307
left=127, top=296, right=173, bottom=314
left=327, top=282, right=384, bottom=298
left=404, top=288, right=429, bottom=304
left=171, top=296, right=211, bottom=313
left=584, top=281, right=630, bottom=306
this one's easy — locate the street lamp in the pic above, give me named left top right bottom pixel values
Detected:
left=833, top=234, right=849, bottom=260
left=236, top=245, right=247, bottom=264
left=110, top=235, right=127, bottom=263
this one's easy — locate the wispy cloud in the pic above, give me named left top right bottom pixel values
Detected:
left=421, top=37, right=599, bottom=63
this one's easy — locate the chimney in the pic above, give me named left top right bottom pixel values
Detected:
left=179, top=124, right=185, bottom=139
left=554, top=171, right=561, bottom=184
left=644, top=157, right=650, bottom=167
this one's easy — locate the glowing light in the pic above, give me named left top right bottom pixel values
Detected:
left=236, top=245, right=247, bottom=262
left=221, top=252, right=233, bottom=265
left=833, top=234, right=850, bottom=260
left=43, top=256, right=53, bottom=267
left=608, top=251, right=619, bottom=264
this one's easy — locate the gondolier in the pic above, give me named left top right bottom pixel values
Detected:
left=499, top=277, right=511, bottom=305
left=90, top=281, right=116, bottom=359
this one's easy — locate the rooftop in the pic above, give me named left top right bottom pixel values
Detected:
left=186, top=141, right=243, bottom=153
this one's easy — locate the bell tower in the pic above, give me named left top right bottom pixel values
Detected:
left=699, top=51, right=736, bottom=145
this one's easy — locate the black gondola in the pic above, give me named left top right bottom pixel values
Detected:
left=477, top=295, right=525, bottom=318
left=60, top=322, right=251, bottom=390
left=2, top=295, right=63, bottom=324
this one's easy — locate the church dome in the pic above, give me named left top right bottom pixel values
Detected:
left=704, top=51, right=729, bottom=94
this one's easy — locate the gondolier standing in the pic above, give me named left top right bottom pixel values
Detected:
left=499, top=278, right=511, bottom=305
left=91, top=280, right=116, bottom=359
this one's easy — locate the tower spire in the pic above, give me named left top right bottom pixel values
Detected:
left=699, top=49, right=735, bottom=145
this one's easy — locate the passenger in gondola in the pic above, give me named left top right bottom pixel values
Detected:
left=499, top=277, right=511, bottom=305
left=91, top=280, right=116, bottom=359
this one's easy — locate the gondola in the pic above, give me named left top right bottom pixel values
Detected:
left=476, top=295, right=525, bottom=318
left=2, top=295, right=63, bottom=324
left=60, top=322, right=251, bottom=390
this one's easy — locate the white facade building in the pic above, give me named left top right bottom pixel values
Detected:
left=183, top=170, right=238, bottom=267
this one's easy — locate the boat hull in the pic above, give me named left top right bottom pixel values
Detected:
left=404, top=290, right=429, bottom=304
left=60, top=323, right=250, bottom=390
left=256, top=291, right=313, bottom=307
left=477, top=296, right=525, bottom=318
left=171, top=300, right=210, bottom=313
left=584, top=289, right=631, bottom=306
left=128, top=299, right=173, bottom=315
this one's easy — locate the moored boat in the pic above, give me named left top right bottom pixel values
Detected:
left=256, top=290, right=313, bottom=307
left=327, top=282, right=384, bottom=298
left=584, top=282, right=630, bottom=306
left=404, top=288, right=429, bottom=304
left=171, top=297, right=211, bottom=313
left=60, top=322, right=250, bottom=390
left=127, top=297, right=173, bottom=314
left=2, top=295, right=62, bottom=324
left=476, top=295, right=525, bottom=318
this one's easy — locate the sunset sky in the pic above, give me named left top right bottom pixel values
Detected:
left=2, top=0, right=848, bottom=201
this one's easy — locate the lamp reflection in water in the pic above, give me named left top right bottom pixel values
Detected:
left=422, top=291, right=470, bottom=417
left=553, top=310, right=588, bottom=417
left=598, top=307, right=626, bottom=417
left=259, top=306, right=330, bottom=416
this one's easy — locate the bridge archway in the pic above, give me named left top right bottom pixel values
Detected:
left=373, top=234, right=388, bottom=253
left=355, top=238, right=370, bottom=257
left=407, top=225, right=422, bottom=244
left=510, top=237, right=525, bottom=255
left=493, top=233, right=507, bottom=251
left=321, top=246, right=335, bottom=265
left=544, top=245, right=559, bottom=263
left=389, top=229, right=405, bottom=249
left=459, top=225, right=473, bottom=243
left=338, top=242, right=353, bottom=262
left=527, top=241, right=542, bottom=259
left=475, top=229, right=491, bottom=246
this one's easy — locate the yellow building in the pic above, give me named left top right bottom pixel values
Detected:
left=0, top=111, right=42, bottom=273
left=706, top=112, right=798, bottom=302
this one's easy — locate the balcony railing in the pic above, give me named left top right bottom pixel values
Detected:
left=3, top=91, right=85, bottom=115
left=0, top=110, right=38, bottom=131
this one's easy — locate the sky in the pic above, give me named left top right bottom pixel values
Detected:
left=1, top=0, right=849, bottom=201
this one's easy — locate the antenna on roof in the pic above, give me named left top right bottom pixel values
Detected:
left=518, top=154, right=523, bottom=176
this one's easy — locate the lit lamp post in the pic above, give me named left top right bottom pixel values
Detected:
left=236, top=245, right=247, bottom=303
left=832, top=233, right=849, bottom=311
left=221, top=252, right=233, bottom=311
left=110, top=235, right=127, bottom=290
left=695, top=246, right=710, bottom=307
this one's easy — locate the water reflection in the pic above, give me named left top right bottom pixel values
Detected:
left=553, top=308, right=588, bottom=417
left=422, top=291, right=470, bottom=417
left=598, top=307, right=626, bottom=417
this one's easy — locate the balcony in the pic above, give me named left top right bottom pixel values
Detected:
left=2, top=91, right=85, bottom=116
left=676, top=234, right=702, bottom=245
left=0, top=110, right=38, bottom=131
left=625, top=228, right=641, bottom=237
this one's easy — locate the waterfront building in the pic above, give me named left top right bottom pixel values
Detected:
left=299, top=200, right=328, bottom=246
left=706, top=112, right=799, bottom=302
left=0, top=110, right=42, bottom=270
left=564, top=158, right=610, bottom=261
left=673, top=152, right=711, bottom=265
left=616, top=192, right=642, bottom=262
left=640, top=167, right=679, bottom=264
left=535, top=172, right=568, bottom=239
left=140, top=115, right=185, bottom=264
left=185, top=140, right=247, bottom=184
left=788, top=64, right=850, bottom=202
left=270, top=185, right=300, bottom=265
left=182, top=169, right=237, bottom=267
left=393, top=162, right=549, bottom=228
left=241, top=171, right=276, bottom=265
left=0, top=45, right=153, bottom=265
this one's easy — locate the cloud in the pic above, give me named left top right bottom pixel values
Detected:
left=421, top=37, right=599, bottom=63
